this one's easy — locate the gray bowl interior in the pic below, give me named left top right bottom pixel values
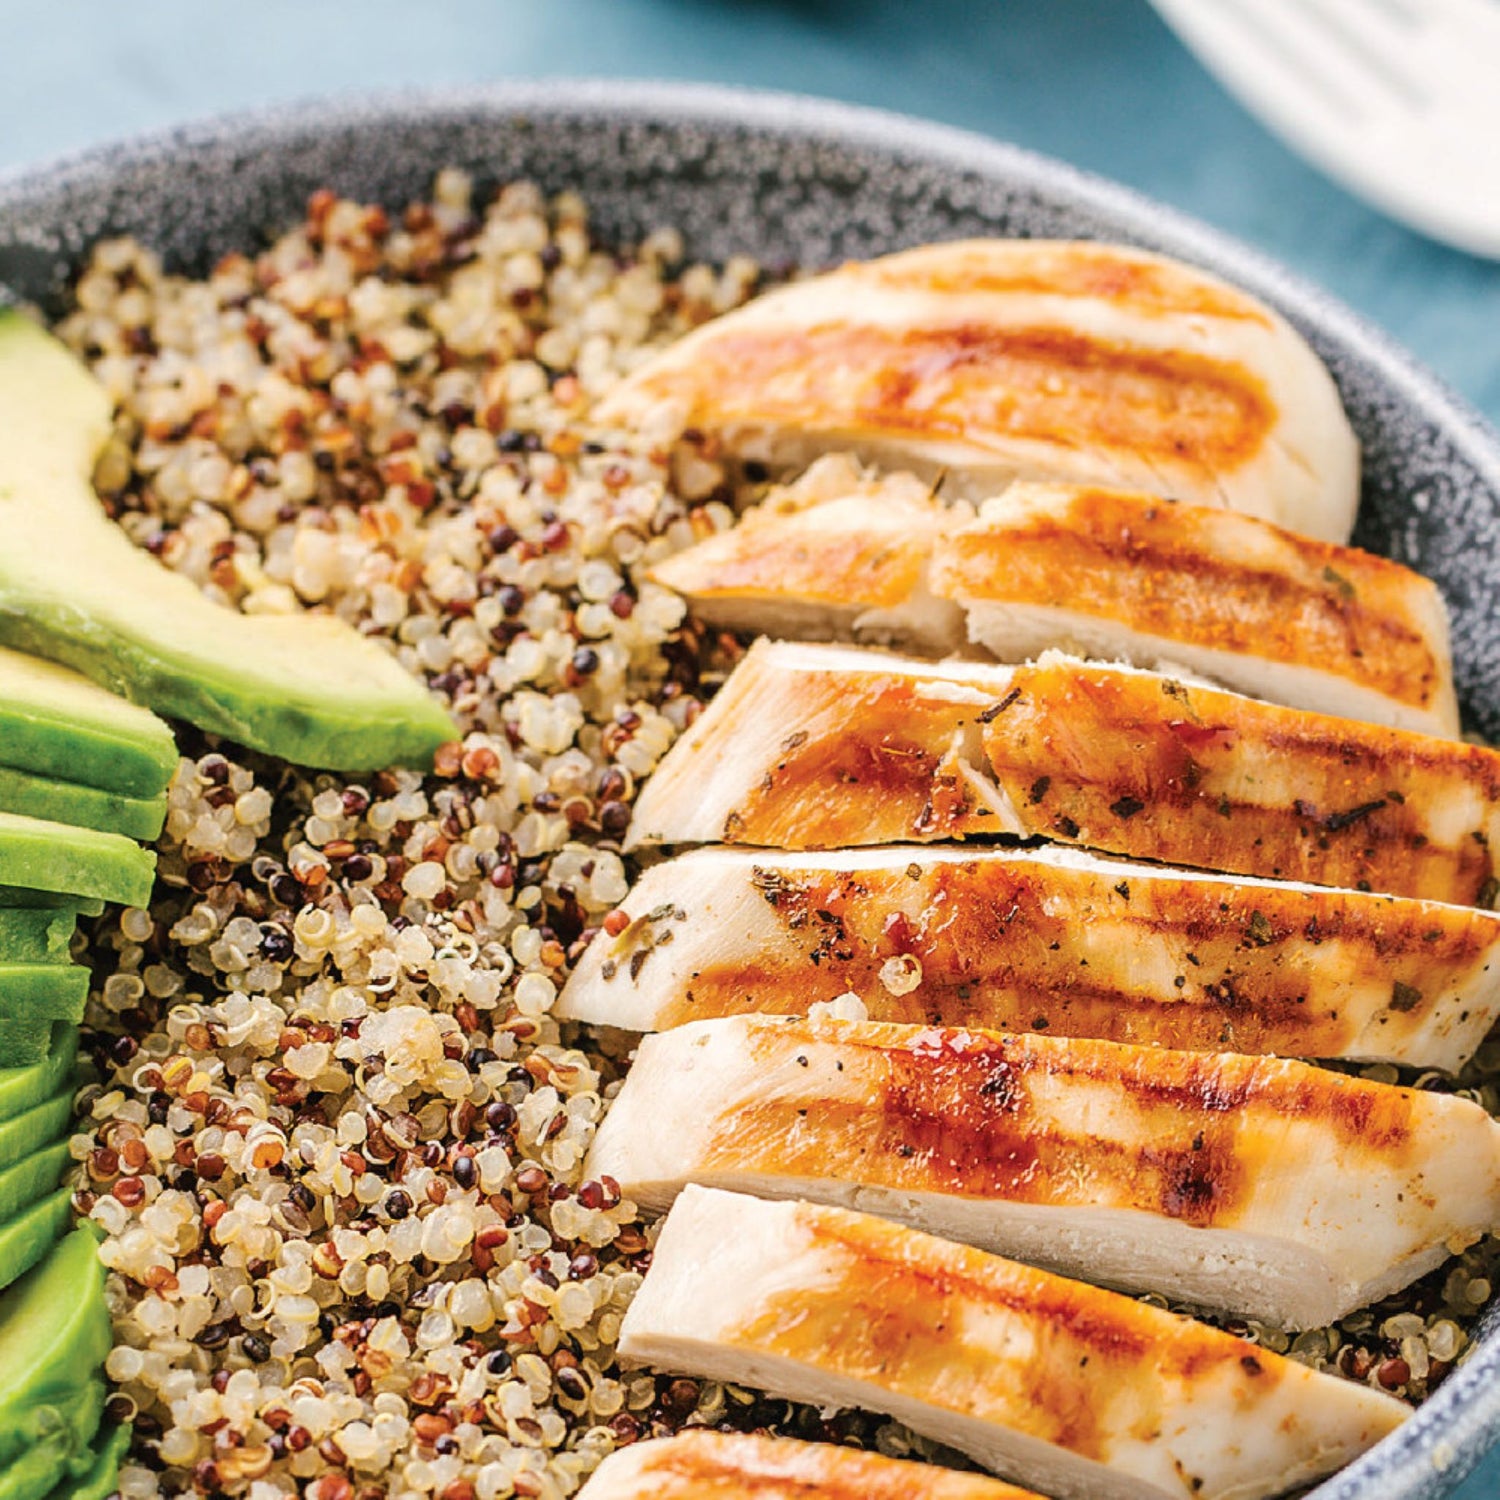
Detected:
left=2, top=80, right=1498, bottom=1500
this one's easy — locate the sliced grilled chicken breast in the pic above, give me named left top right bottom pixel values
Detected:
left=627, top=640, right=1500, bottom=905
left=595, top=240, right=1360, bottom=543
left=625, top=640, right=1023, bottom=850
left=556, top=845, right=1500, bottom=1071
left=647, top=456, right=966, bottom=653
left=578, top=1432, right=1046, bottom=1500
left=592, top=1015, right=1500, bottom=1327
left=619, top=1187, right=1407, bottom=1500
left=930, top=482, right=1458, bottom=737
left=981, top=655, right=1500, bottom=906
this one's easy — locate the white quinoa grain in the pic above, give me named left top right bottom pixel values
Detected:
left=878, top=953, right=924, bottom=997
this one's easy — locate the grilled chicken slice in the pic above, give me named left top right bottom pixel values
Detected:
left=619, top=1187, right=1407, bottom=1500
left=649, top=466, right=1455, bottom=737
left=647, top=456, right=966, bottom=653
left=981, top=654, right=1500, bottom=905
left=555, top=845, right=1500, bottom=1071
left=929, top=482, right=1459, bottom=737
left=627, top=640, right=1500, bottom=905
left=626, top=640, right=1022, bottom=850
left=596, top=239, right=1360, bottom=543
left=578, top=1432, right=1047, bottom=1500
left=592, top=1015, right=1500, bottom=1328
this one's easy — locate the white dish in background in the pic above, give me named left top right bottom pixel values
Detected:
left=1148, top=0, right=1500, bottom=258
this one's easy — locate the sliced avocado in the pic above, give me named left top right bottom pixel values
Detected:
left=0, top=766, right=165, bottom=843
left=0, top=1027, right=78, bottom=1123
left=0, top=890, right=103, bottom=917
left=0, top=1091, right=74, bottom=1173
left=0, top=312, right=455, bottom=772
left=40, top=1424, right=130, bottom=1500
left=0, top=1018, right=58, bottom=1069
left=0, top=1380, right=105, bottom=1500
left=0, top=1142, right=70, bottom=1225
left=0, top=1187, right=75, bottom=1292
left=0, top=1229, right=109, bottom=1496
left=0, top=966, right=89, bottom=1023
left=0, top=811, right=155, bottom=909
left=0, top=645, right=177, bottom=800
left=0, top=908, right=76, bottom=964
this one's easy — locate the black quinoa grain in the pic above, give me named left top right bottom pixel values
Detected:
left=598, top=800, right=632, bottom=839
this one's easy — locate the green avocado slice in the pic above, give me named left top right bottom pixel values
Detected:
left=0, top=891, right=103, bottom=917
left=0, top=1380, right=106, bottom=1500
left=0, top=1229, right=109, bottom=1495
left=0, top=1142, right=70, bottom=1225
left=0, top=1027, right=78, bottom=1123
left=40, top=1423, right=130, bottom=1500
left=0, top=1188, right=75, bottom=1293
left=0, top=767, right=166, bottom=843
left=0, top=967, right=90, bottom=1023
left=0, top=1018, right=58, bottom=1069
left=0, top=908, right=76, bottom=964
left=0, top=311, right=455, bottom=772
left=0, top=811, right=155, bottom=909
left=0, top=1091, right=74, bottom=1174
left=0, top=645, right=177, bottom=801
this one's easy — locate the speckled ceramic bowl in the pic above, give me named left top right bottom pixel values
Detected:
left=2, top=80, right=1498, bottom=1500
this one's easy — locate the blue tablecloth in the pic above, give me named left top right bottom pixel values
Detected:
left=3, top=1, right=1498, bottom=1494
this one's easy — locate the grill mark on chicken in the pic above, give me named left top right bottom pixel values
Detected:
left=935, top=488, right=1442, bottom=707
left=656, top=527, right=932, bottom=610
left=663, top=966, right=1353, bottom=1050
left=637, top=853, right=1495, bottom=1057
left=730, top=679, right=995, bottom=845
left=729, top=1203, right=1283, bottom=1461
left=642, top=323, right=1276, bottom=481
left=704, top=1024, right=1417, bottom=1229
left=983, top=663, right=1500, bottom=903
left=859, top=247, right=1275, bottom=326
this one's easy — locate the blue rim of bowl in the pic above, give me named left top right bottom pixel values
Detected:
left=3, top=78, right=1498, bottom=1499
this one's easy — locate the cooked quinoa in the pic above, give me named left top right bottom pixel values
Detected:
left=51, top=172, right=1500, bottom=1500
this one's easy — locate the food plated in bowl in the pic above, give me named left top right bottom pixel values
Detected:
left=3, top=82, right=1500, bottom=1500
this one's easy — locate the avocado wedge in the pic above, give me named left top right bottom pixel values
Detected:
left=0, top=966, right=89, bottom=1023
left=0, top=1380, right=106, bottom=1500
left=0, top=1187, right=75, bottom=1292
left=0, top=908, right=76, bottom=964
left=0, top=1091, right=74, bottom=1173
left=0, top=811, right=155, bottom=909
left=0, top=766, right=165, bottom=843
left=40, top=1424, right=130, bottom=1500
left=0, top=1027, right=77, bottom=1123
left=0, top=1018, right=56, bottom=1069
left=0, top=645, right=177, bottom=801
left=0, top=1229, right=110, bottom=1498
left=0, top=891, right=103, bottom=917
left=0, top=312, right=455, bottom=772
left=0, top=1143, right=70, bottom=1225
